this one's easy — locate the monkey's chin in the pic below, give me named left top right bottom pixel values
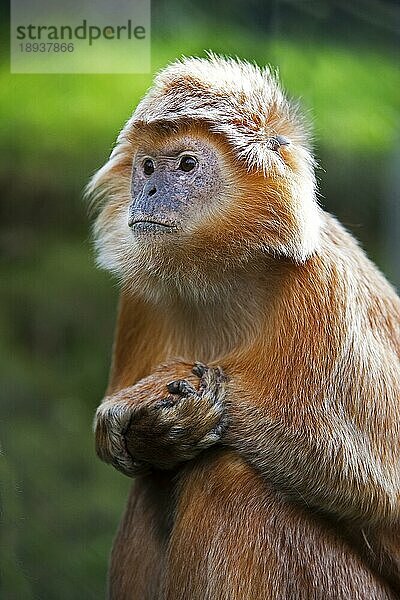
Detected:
left=130, top=221, right=177, bottom=235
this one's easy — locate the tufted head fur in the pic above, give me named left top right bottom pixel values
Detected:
left=87, top=54, right=322, bottom=302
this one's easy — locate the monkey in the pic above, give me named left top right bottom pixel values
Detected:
left=87, top=55, right=400, bottom=599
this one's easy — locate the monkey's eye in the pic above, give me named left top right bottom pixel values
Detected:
left=178, top=155, right=197, bottom=172
left=143, top=159, right=155, bottom=176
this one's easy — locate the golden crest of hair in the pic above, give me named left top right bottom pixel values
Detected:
left=132, top=52, right=313, bottom=168
left=87, top=53, right=315, bottom=208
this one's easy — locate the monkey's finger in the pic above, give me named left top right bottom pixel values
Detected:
left=199, top=366, right=217, bottom=387
left=154, top=396, right=177, bottom=409
left=199, top=366, right=226, bottom=391
left=167, top=379, right=197, bottom=396
left=214, top=366, right=227, bottom=384
left=192, top=362, right=208, bottom=378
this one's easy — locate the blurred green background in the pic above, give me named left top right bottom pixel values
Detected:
left=1, top=0, right=399, bottom=598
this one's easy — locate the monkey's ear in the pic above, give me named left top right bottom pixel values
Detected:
left=267, top=135, right=290, bottom=152
left=242, top=132, right=321, bottom=262
left=279, top=150, right=322, bottom=263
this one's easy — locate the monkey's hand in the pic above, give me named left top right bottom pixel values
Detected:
left=94, top=362, right=227, bottom=476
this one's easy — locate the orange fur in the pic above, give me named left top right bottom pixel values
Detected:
left=89, top=56, right=400, bottom=598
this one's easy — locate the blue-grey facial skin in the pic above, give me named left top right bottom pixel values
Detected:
left=129, top=135, right=225, bottom=237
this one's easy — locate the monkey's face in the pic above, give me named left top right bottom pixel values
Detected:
left=91, top=125, right=320, bottom=300
left=129, top=135, right=227, bottom=238
left=89, top=56, right=324, bottom=300
left=92, top=126, right=320, bottom=295
left=92, top=128, right=243, bottom=298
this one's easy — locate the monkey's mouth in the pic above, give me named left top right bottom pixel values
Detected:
left=129, top=219, right=178, bottom=233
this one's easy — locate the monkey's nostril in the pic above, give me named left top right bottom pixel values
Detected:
left=148, top=187, right=156, bottom=197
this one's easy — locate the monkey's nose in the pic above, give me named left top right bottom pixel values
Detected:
left=148, top=186, right=156, bottom=197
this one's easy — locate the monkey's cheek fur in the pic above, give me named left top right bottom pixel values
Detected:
left=94, top=365, right=227, bottom=476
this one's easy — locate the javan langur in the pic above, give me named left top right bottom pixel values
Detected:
left=88, top=55, right=400, bottom=599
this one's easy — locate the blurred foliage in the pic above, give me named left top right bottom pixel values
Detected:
left=1, top=1, right=399, bottom=598
left=1, top=37, right=399, bottom=167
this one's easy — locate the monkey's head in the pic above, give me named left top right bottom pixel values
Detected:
left=88, top=55, right=322, bottom=302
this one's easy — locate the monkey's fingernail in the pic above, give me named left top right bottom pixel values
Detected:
left=215, top=367, right=227, bottom=383
left=192, top=362, right=207, bottom=377
left=167, top=381, right=182, bottom=394
left=167, top=380, right=190, bottom=394
left=167, top=379, right=197, bottom=396
left=155, top=397, right=176, bottom=409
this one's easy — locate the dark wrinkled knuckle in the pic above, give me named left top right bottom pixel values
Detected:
left=154, top=396, right=176, bottom=409
left=166, top=379, right=182, bottom=394
left=168, top=425, right=186, bottom=439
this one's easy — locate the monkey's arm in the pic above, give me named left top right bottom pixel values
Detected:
left=220, top=381, right=400, bottom=527
left=94, top=293, right=227, bottom=474
left=96, top=350, right=400, bottom=526
left=148, top=358, right=400, bottom=527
